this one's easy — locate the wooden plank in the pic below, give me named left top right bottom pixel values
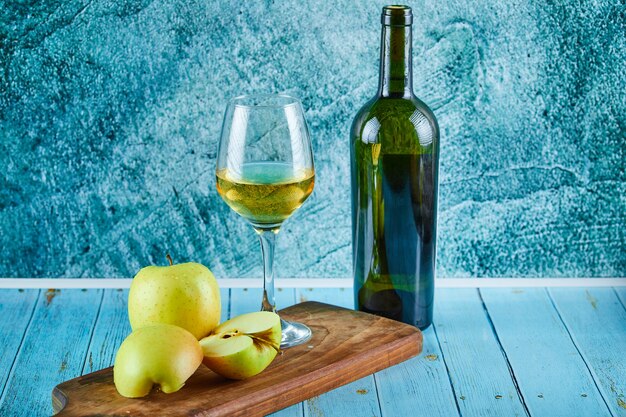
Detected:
left=83, top=289, right=131, bottom=374
left=52, top=301, right=422, bottom=417
left=3, top=278, right=626, bottom=290
left=296, top=288, right=381, bottom=417
left=220, top=288, right=231, bottom=320
left=614, top=287, right=626, bottom=310
left=433, top=288, right=527, bottom=416
left=275, top=287, right=297, bottom=309
left=550, top=288, right=626, bottom=416
left=229, top=287, right=297, bottom=316
left=272, top=398, right=304, bottom=417
left=296, top=287, right=354, bottom=309
left=481, top=288, right=613, bottom=417
left=303, top=378, right=382, bottom=417
left=1, top=289, right=102, bottom=417
left=376, top=327, right=460, bottom=417
left=0, top=289, right=40, bottom=404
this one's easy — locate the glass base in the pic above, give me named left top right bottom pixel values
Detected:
left=280, top=318, right=312, bottom=349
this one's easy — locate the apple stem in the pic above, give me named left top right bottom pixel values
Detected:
left=166, top=254, right=173, bottom=266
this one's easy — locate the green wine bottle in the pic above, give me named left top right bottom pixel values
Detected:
left=351, top=5, right=440, bottom=330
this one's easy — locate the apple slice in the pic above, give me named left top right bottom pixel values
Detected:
left=199, top=311, right=281, bottom=380
left=114, top=324, right=203, bottom=398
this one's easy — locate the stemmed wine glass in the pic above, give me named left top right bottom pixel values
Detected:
left=215, top=94, right=315, bottom=348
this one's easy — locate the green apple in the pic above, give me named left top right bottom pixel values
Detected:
left=128, top=260, right=220, bottom=339
left=113, top=324, right=203, bottom=398
left=199, top=311, right=281, bottom=380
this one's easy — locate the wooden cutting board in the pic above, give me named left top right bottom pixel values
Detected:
left=52, top=301, right=422, bottom=416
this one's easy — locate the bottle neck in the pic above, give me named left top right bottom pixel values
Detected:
left=377, top=24, right=413, bottom=98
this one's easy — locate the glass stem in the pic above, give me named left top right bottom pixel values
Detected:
left=256, top=228, right=278, bottom=312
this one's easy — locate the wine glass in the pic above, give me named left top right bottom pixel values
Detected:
left=215, top=94, right=315, bottom=348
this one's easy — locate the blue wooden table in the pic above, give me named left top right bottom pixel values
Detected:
left=0, top=285, right=625, bottom=417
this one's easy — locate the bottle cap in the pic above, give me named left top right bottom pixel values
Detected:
left=381, top=5, right=413, bottom=26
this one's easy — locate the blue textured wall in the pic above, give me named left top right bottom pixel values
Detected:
left=1, top=1, right=624, bottom=278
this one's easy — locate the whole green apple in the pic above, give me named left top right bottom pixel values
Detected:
left=199, top=311, right=281, bottom=380
left=113, top=324, right=203, bottom=398
left=129, top=260, right=220, bottom=339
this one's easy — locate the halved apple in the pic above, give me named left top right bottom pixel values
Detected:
left=199, top=311, right=281, bottom=379
left=113, top=324, right=203, bottom=398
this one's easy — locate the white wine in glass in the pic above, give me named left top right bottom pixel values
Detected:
left=216, top=162, right=314, bottom=227
left=215, top=94, right=315, bottom=348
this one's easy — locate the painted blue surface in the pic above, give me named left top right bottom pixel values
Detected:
left=435, top=289, right=527, bottom=416
left=480, top=288, right=614, bottom=417
left=0, top=288, right=625, bottom=415
left=1, top=1, right=625, bottom=278
left=376, top=327, right=460, bottom=416
left=549, top=288, right=626, bottom=416
left=0, top=289, right=102, bottom=416
left=83, top=289, right=130, bottom=374
left=0, top=290, right=39, bottom=401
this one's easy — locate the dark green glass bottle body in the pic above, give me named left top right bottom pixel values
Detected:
left=351, top=6, right=439, bottom=330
